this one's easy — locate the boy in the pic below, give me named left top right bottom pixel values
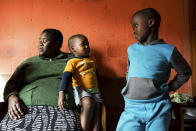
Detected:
left=58, top=34, right=102, bottom=131
left=116, top=8, right=192, bottom=131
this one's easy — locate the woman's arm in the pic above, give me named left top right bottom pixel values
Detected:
left=3, top=62, right=28, bottom=120
left=8, top=94, right=27, bottom=120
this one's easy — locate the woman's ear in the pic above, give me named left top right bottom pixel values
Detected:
left=148, top=19, right=155, bottom=27
left=57, top=42, right=62, bottom=49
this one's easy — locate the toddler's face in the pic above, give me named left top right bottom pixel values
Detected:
left=131, top=15, right=151, bottom=44
left=71, top=37, right=90, bottom=57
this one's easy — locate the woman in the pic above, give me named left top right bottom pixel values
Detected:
left=0, top=29, right=81, bottom=130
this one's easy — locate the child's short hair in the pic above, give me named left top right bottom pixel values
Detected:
left=68, top=34, right=89, bottom=51
left=41, top=29, right=63, bottom=47
left=133, top=8, right=161, bottom=30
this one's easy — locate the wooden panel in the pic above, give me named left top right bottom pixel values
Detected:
left=193, top=0, right=196, bottom=30
left=191, top=0, right=196, bottom=98
left=192, top=31, right=196, bottom=98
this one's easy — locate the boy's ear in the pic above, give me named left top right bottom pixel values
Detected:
left=148, top=19, right=155, bottom=27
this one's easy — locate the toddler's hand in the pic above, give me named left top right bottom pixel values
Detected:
left=58, top=91, right=66, bottom=110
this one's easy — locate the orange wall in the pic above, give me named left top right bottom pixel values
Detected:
left=0, top=0, right=192, bottom=95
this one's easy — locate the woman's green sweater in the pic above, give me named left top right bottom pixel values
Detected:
left=3, top=52, right=76, bottom=108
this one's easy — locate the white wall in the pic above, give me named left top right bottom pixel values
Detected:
left=0, top=74, right=11, bottom=102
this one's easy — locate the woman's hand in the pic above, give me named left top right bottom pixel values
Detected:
left=58, top=91, right=66, bottom=110
left=8, top=94, right=27, bottom=120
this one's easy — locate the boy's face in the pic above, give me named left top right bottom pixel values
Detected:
left=131, top=14, right=151, bottom=44
left=38, top=32, right=60, bottom=57
left=71, top=37, right=90, bottom=57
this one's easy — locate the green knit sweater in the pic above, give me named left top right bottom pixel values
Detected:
left=3, top=52, right=76, bottom=108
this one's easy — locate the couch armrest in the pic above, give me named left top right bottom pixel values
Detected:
left=0, top=102, right=8, bottom=122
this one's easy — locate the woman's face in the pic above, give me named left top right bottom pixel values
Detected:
left=38, top=32, right=59, bottom=57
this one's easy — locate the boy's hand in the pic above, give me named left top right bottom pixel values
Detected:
left=58, top=91, right=66, bottom=110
